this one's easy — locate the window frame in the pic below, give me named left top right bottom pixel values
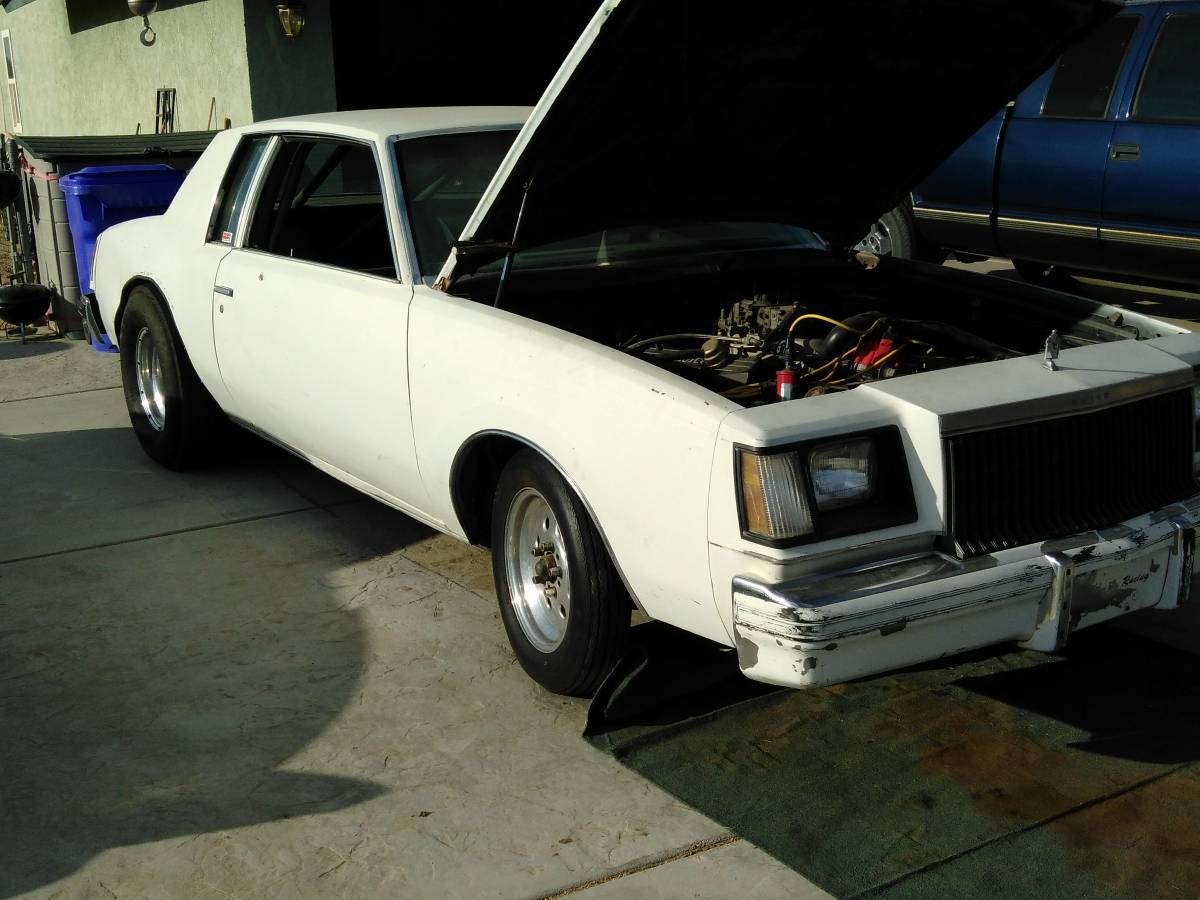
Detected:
left=1131, top=12, right=1200, bottom=125
left=206, top=134, right=276, bottom=246
left=2, top=30, right=22, bottom=134
left=234, top=132, right=404, bottom=284
left=1038, top=14, right=1142, bottom=122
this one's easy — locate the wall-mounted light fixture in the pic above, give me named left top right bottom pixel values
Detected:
left=275, top=3, right=306, bottom=39
left=128, top=0, right=158, bottom=45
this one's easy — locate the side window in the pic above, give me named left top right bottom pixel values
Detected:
left=2, top=30, right=22, bottom=133
left=244, top=139, right=396, bottom=279
left=1042, top=16, right=1140, bottom=119
left=1134, top=14, right=1200, bottom=123
left=208, top=136, right=270, bottom=244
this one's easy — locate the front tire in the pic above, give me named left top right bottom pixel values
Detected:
left=491, top=449, right=630, bottom=696
left=118, top=286, right=227, bottom=470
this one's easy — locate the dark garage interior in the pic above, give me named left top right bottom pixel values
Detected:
left=331, top=0, right=599, bottom=110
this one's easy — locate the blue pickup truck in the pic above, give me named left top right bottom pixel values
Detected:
left=873, top=0, right=1200, bottom=290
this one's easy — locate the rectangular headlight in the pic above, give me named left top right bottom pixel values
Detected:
left=739, top=450, right=814, bottom=540
left=736, top=428, right=918, bottom=548
left=809, top=438, right=876, bottom=511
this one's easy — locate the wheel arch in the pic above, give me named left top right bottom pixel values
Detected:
left=449, top=430, right=645, bottom=611
left=114, top=276, right=174, bottom=344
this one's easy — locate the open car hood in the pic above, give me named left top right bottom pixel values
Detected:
left=438, top=0, right=1118, bottom=285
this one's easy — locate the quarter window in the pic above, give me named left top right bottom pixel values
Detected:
left=1042, top=16, right=1140, bottom=120
left=245, top=139, right=396, bottom=279
left=208, top=136, right=270, bottom=244
left=1134, top=14, right=1200, bottom=122
left=2, top=31, right=21, bottom=133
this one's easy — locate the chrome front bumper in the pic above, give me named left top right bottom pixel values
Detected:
left=732, top=500, right=1200, bottom=688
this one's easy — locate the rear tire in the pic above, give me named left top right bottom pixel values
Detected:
left=491, top=449, right=630, bottom=696
left=118, top=286, right=228, bottom=470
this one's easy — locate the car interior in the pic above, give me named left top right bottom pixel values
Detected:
left=246, top=138, right=397, bottom=279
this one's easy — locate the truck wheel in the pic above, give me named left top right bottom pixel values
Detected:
left=856, top=204, right=944, bottom=262
left=1012, top=259, right=1079, bottom=292
left=491, top=449, right=630, bottom=696
left=857, top=207, right=912, bottom=258
left=118, top=286, right=228, bottom=470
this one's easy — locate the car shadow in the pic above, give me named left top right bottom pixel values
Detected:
left=583, top=622, right=1200, bottom=897
left=953, top=626, right=1200, bottom=765
left=0, top=428, right=434, bottom=897
left=588, top=622, right=1200, bottom=763
left=584, top=622, right=780, bottom=747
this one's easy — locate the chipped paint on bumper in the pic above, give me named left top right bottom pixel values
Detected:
left=732, top=503, right=1200, bottom=688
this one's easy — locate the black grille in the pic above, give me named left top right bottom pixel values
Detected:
left=945, top=389, right=1197, bottom=557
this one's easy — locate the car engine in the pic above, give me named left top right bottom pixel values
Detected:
left=625, top=292, right=1028, bottom=406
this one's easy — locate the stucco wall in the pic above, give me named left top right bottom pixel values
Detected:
left=0, top=0, right=251, bottom=135
left=0, top=0, right=334, bottom=137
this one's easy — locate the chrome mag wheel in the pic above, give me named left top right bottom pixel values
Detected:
left=503, top=486, right=572, bottom=653
left=134, top=325, right=167, bottom=432
left=855, top=217, right=894, bottom=257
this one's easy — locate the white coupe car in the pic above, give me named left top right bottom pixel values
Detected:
left=94, top=0, right=1200, bottom=696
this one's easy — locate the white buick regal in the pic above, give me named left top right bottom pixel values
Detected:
left=94, top=0, right=1200, bottom=696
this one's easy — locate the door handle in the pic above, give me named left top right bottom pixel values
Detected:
left=214, top=285, right=234, bottom=297
left=1111, top=143, right=1141, bottom=162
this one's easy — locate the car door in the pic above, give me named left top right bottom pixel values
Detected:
left=211, top=134, right=433, bottom=516
left=995, top=13, right=1144, bottom=271
left=166, top=134, right=272, bottom=411
left=1102, top=5, right=1200, bottom=286
left=911, top=108, right=1010, bottom=258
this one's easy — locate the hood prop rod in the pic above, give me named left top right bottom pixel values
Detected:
left=494, top=180, right=532, bottom=309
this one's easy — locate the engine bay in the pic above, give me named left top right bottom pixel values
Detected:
left=612, top=258, right=1146, bottom=407
left=452, top=251, right=1153, bottom=408
left=626, top=292, right=1036, bottom=405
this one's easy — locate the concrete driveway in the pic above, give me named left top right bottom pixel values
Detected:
left=0, top=338, right=823, bottom=898
left=3, top=257, right=1198, bottom=898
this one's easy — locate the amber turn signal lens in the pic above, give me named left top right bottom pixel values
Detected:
left=739, top=450, right=814, bottom=540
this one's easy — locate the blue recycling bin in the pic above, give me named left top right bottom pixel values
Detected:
left=60, top=164, right=187, bottom=351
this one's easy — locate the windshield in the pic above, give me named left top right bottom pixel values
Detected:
left=396, top=130, right=829, bottom=281
left=396, top=129, right=519, bottom=277
left=477, top=222, right=829, bottom=275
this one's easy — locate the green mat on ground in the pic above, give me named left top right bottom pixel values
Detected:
left=586, top=626, right=1200, bottom=898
